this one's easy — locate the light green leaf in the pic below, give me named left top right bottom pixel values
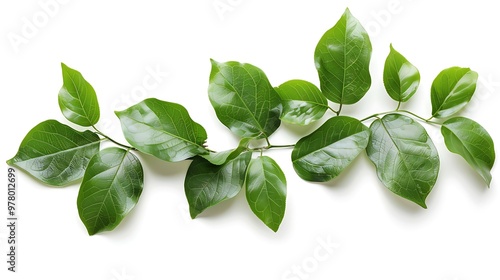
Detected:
left=431, top=67, right=478, bottom=118
left=292, top=116, right=369, bottom=182
left=441, top=117, right=495, bottom=186
left=208, top=60, right=282, bottom=139
left=115, top=98, right=208, bottom=162
left=185, top=152, right=252, bottom=218
left=275, top=79, right=328, bottom=125
left=366, top=114, right=440, bottom=208
left=383, top=44, right=420, bottom=102
left=201, top=138, right=251, bottom=165
left=314, top=8, right=372, bottom=105
left=7, top=120, right=100, bottom=186
left=77, top=148, right=144, bottom=235
left=58, top=63, right=100, bottom=126
left=245, top=156, right=287, bottom=232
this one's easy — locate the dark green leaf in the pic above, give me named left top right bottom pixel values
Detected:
left=292, top=116, right=369, bottom=182
left=431, top=67, right=478, bottom=118
left=314, top=8, right=372, bottom=105
left=115, top=98, right=208, bottom=162
left=246, top=156, right=287, bottom=232
left=77, top=148, right=143, bottom=235
left=185, top=152, right=252, bottom=218
left=366, top=114, right=440, bottom=208
left=275, top=80, right=328, bottom=125
left=7, top=120, right=100, bottom=186
left=201, top=138, right=250, bottom=165
left=383, top=44, right=420, bottom=102
left=58, top=63, right=100, bottom=126
left=208, top=60, right=282, bottom=139
left=441, top=117, right=495, bottom=186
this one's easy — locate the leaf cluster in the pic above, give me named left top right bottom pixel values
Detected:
left=7, top=8, right=495, bottom=234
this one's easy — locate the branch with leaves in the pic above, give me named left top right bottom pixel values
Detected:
left=7, top=8, right=495, bottom=235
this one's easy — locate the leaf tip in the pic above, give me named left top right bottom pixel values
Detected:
left=485, top=176, right=492, bottom=188
left=210, top=58, right=219, bottom=66
left=269, top=225, right=280, bottom=232
left=60, top=62, right=73, bottom=74
left=417, top=200, right=428, bottom=209
left=189, top=207, right=200, bottom=219
left=85, top=226, right=98, bottom=236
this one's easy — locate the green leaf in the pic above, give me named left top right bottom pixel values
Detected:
left=7, top=120, right=100, bottom=186
left=383, top=44, right=420, bottom=103
left=291, top=116, right=369, bottom=182
left=208, top=60, right=282, bottom=139
left=441, top=117, right=495, bottom=186
left=185, top=152, right=252, bottom=218
left=431, top=67, right=478, bottom=118
left=246, top=156, right=287, bottom=232
left=115, top=98, right=208, bottom=162
left=58, top=63, right=100, bottom=126
left=314, top=8, right=372, bottom=105
left=201, top=138, right=251, bottom=165
left=77, top=148, right=144, bottom=235
left=366, top=114, right=440, bottom=208
left=275, top=79, right=328, bottom=125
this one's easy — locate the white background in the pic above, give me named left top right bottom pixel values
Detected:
left=1, top=1, right=499, bottom=279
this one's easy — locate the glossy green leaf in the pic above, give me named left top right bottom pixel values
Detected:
left=77, top=148, right=144, bottom=235
left=185, top=152, right=252, bottom=218
left=7, top=120, right=100, bottom=186
left=292, top=116, right=369, bottom=182
left=441, top=117, right=495, bottom=186
left=201, top=138, right=250, bottom=165
left=116, top=98, right=208, bottom=162
left=58, top=63, right=100, bottom=126
left=383, top=44, right=420, bottom=102
left=246, top=156, right=287, bottom=232
left=366, top=114, right=440, bottom=208
left=275, top=79, right=328, bottom=125
left=208, top=60, right=282, bottom=139
left=314, top=8, right=372, bottom=105
left=431, top=67, right=478, bottom=118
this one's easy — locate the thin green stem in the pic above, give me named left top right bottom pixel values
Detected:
left=360, top=113, right=380, bottom=122
left=265, top=137, right=271, bottom=147
left=328, top=106, right=338, bottom=114
left=396, top=101, right=402, bottom=111
left=337, top=104, right=343, bottom=116
left=92, top=126, right=138, bottom=151
left=248, top=143, right=295, bottom=152
left=360, top=110, right=442, bottom=126
left=269, top=144, right=295, bottom=149
left=398, top=110, right=441, bottom=125
left=248, top=147, right=266, bottom=153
